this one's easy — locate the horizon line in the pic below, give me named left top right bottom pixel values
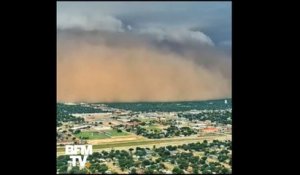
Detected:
left=57, top=97, right=232, bottom=104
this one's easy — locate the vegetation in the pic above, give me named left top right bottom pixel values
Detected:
left=103, top=99, right=231, bottom=112
left=57, top=140, right=231, bottom=174
left=75, top=131, right=110, bottom=140
left=108, top=129, right=130, bottom=136
left=57, top=103, right=103, bottom=123
left=115, top=124, right=197, bottom=139
left=57, top=103, right=103, bottom=114
left=178, top=110, right=232, bottom=125
left=57, top=101, right=232, bottom=174
left=74, top=129, right=129, bottom=140
left=57, top=111, right=84, bottom=123
left=173, top=166, right=184, bottom=174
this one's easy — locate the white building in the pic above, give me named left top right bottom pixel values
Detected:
left=72, top=113, right=112, bottom=117
left=71, top=125, right=91, bottom=130
left=93, top=126, right=111, bottom=131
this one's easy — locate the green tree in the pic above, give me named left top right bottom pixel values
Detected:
left=98, top=164, right=108, bottom=173
left=218, top=155, right=228, bottom=162
left=142, top=159, right=151, bottom=167
left=178, top=160, right=189, bottom=170
left=130, top=168, right=137, bottom=174
left=129, top=148, right=134, bottom=154
left=202, top=156, right=207, bottom=161
left=69, top=167, right=81, bottom=174
left=172, top=167, right=184, bottom=174
left=58, top=165, right=68, bottom=173
left=74, top=130, right=81, bottom=134
left=193, top=167, right=199, bottom=174
left=144, top=168, right=154, bottom=174
left=221, top=167, right=230, bottom=174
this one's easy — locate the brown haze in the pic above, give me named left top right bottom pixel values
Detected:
left=57, top=30, right=231, bottom=102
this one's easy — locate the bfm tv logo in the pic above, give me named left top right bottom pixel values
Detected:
left=65, top=145, right=92, bottom=168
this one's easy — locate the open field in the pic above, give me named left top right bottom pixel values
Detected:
left=108, top=129, right=130, bottom=136
left=142, top=125, right=162, bottom=131
left=74, top=129, right=130, bottom=140
left=87, top=135, right=145, bottom=144
left=75, top=131, right=110, bottom=139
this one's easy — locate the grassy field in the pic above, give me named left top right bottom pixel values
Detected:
left=75, top=131, right=110, bottom=139
left=75, top=129, right=129, bottom=140
left=108, top=129, right=130, bottom=136
left=142, top=125, right=161, bottom=131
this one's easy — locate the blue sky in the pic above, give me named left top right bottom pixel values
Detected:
left=57, top=2, right=231, bottom=53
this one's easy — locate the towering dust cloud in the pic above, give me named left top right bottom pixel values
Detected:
left=57, top=30, right=231, bottom=102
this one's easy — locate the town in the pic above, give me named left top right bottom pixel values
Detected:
left=57, top=99, right=232, bottom=174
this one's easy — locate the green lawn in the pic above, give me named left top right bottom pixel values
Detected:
left=108, top=129, right=129, bottom=136
left=143, top=125, right=161, bottom=132
left=75, top=131, right=110, bottom=139
left=75, top=129, right=129, bottom=140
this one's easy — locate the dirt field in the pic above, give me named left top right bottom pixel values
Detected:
left=84, top=114, right=111, bottom=122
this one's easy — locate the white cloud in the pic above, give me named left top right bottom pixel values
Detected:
left=57, top=2, right=230, bottom=49
left=57, top=13, right=124, bottom=32
left=138, top=27, right=214, bottom=46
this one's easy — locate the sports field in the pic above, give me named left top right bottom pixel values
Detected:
left=75, top=131, right=110, bottom=139
left=142, top=125, right=162, bottom=131
left=75, top=129, right=129, bottom=140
